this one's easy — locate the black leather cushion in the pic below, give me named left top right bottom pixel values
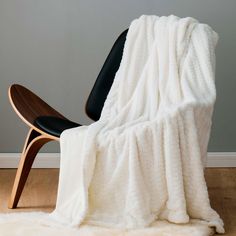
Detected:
left=85, top=29, right=128, bottom=121
left=34, top=116, right=80, bottom=137
left=34, top=30, right=128, bottom=137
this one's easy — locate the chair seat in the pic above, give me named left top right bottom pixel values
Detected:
left=34, top=116, right=81, bottom=137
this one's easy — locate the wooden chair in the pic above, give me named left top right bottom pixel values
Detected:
left=8, top=29, right=128, bottom=209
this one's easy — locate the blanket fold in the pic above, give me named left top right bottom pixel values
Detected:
left=50, top=15, right=224, bottom=234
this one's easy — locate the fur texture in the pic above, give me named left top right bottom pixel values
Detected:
left=0, top=15, right=224, bottom=235
left=52, top=15, right=224, bottom=233
left=0, top=212, right=215, bottom=236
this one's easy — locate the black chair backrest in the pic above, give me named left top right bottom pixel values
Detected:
left=85, top=29, right=128, bottom=121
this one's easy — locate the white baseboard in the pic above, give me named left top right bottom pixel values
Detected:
left=0, top=153, right=60, bottom=168
left=0, top=152, right=236, bottom=168
left=206, top=152, right=236, bottom=167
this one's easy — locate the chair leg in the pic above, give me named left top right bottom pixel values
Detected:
left=8, top=128, right=53, bottom=209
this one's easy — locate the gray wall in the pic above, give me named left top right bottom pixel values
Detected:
left=0, top=0, right=235, bottom=152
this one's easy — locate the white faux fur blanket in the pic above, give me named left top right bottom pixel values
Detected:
left=0, top=15, right=224, bottom=235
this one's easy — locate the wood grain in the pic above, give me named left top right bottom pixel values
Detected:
left=8, top=129, right=53, bottom=209
left=0, top=169, right=58, bottom=213
left=0, top=168, right=235, bottom=235
left=8, top=84, right=62, bottom=208
left=9, top=84, right=63, bottom=141
left=205, top=168, right=236, bottom=236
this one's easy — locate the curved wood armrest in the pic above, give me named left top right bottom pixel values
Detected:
left=8, top=84, right=66, bottom=141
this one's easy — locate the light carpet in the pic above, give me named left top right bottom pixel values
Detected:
left=0, top=212, right=215, bottom=236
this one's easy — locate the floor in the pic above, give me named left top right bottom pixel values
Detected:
left=0, top=168, right=235, bottom=235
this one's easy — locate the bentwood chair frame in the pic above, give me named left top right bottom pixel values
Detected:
left=8, top=29, right=128, bottom=209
